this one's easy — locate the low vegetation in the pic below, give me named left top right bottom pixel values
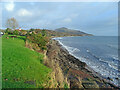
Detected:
left=2, top=35, right=51, bottom=88
left=26, top=33, right=48, bottom=51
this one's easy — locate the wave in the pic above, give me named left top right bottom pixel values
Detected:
left=85, top=49, right=119, bottom=71
left=110, top=55, right=119, bottom=61
left=57, top=40, right=80, bottom=53
left=86, top=49, right=100, bottom=60
left=108, top=63, right=118, bottom=71
left=66, top=46, right=80, bottom=53
left=98, top=58, right=118, bottom=71
left=52, top=37, right=63, bottom=40
left=97, top=57, right=118, bottom=71
left=78, top=56, right=119, bottom=86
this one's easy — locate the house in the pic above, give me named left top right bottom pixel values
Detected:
left=19, top=27, right=22, bottom=31
left=0, top=32, right=4, bottom=35
left=16, top=27, right=22, bottom=31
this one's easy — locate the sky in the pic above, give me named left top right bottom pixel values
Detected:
left=1, top=1, right=118, bottom=36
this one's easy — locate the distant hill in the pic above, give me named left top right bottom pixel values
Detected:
left=55, top=27, right=92, bottom=36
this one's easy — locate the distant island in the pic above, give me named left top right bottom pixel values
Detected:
left=55, top=27, right=92, bottom=36
left=40, top=27, right=93, bottom=38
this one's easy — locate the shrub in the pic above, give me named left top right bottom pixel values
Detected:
left=13, top=30, right=19, bottom=35
left=29, top=28, right=35, bottom=32
left=19, top=30, right=27, bottom=36
left=41, top=29, right=46, bottom=36
left=26, top=33, right=48, bottom=51
left=5, top=28, right=12, bottom=34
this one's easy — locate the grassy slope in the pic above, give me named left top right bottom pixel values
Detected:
left=2, top=35, right=51, bottom=88
left=0, top=36, right=2, bottom=89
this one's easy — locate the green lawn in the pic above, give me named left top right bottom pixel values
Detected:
left=2, top=35, right=51, bottom=88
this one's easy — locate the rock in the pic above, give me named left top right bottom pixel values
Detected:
left=107, top=77, right=113, bottom=81
left=82, top=81, right=99, bottom=88
left=115, top=77, right=119, bottom=80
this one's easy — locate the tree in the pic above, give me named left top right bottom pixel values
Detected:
left=29, top=28, right=34, bottom=32
left=5, top=28, right=12, bottom=34
left=6, top=17, right=19, bottom=30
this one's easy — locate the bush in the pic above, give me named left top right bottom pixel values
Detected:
left=13, top=30, right=19, bottom=35
left=27, top=33, right=48, bottom=50
left=19, top=30, right=27, bottom=36
left=5, top=28, right=12, bottom=34
left=29, top=28, right=35, bottom=32
left=41, top=29, right=46, bottom=36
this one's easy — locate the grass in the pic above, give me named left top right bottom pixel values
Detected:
left=2, top=35, right=51, bottom=88
left=0, top=36, right=2, bottom=89
left=64, top=83, right=69, bottom=88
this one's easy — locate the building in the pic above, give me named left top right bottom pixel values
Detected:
left=19, top=27, right=22, bottom=31
left=16, top=27, right=22, bottom=31
left=0, top=32, right=4, bottom=35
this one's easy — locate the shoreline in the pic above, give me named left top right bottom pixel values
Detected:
left=46, top=38, right=119, bottom=88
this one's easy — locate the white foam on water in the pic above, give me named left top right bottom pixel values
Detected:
left=56, top=40, right=80, bottom=54
left=52, top=37, right=63, bottom=40
left=108, top=63, right=118, bottom=71
left=111, top=55, right=119, bottom=61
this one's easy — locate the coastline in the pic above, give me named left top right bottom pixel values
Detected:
left=46, top=39, right=119, bottom=88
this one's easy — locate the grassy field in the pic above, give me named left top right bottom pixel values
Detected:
left=2, top=35, right=51, bottom=88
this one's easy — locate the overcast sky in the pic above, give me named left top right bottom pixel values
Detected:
left=1, top=2, right=118, bottom=36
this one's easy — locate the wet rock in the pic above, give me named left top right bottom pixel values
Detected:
left=82, top=81, right=99, bottom=88
left=115, top=77, right=119, bottom=80
left=107, top=77, right=113, bottom=81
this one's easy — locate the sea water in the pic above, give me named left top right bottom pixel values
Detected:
left=53, top=36, right=119, bottom=86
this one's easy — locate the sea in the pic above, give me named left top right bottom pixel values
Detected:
left=53, top=36, right=119, bottom=87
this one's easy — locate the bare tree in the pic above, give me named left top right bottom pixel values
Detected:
left=6, top=17, right=19, bottom=30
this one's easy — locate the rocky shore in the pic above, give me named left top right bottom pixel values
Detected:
left=46, top=39, right=119, bottom=88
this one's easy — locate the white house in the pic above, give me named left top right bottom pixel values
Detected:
left=19, top=27, right=22, bottom=31
left=0, top=32, right=4, bottom=35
